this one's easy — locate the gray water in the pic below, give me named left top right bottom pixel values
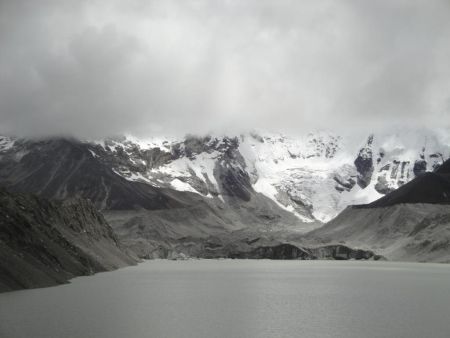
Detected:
left=1, top=260, right=450, bottom=338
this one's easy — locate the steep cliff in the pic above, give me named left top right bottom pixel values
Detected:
left=0, top=188, right=136, bottom=292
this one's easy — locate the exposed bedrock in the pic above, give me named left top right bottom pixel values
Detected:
left=0, top=188, right=137, bottom=293
left=354, top=135, right=374, bottom=188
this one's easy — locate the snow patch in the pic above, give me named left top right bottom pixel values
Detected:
left=0, top=136, right=16, bottom=152
left=170, top=179, right=201, bottom=195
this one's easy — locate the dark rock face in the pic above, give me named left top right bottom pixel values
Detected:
left=354, top=135, right=374, bottom=188
left=210, top=137, right=254, bottom=202
left=230, top=244, right=311, bottom=259
left=0, top=188, right=136, bottom=293
left=218, top=166, right=253, bottom=202
left=227, top=243, right=380, bottom=260
left=413, top=159, right=427, bottom=176
left=308, top=245, right=382, bottom=260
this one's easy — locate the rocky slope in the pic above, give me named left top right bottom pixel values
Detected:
left=103, top=191, right=302, bottom=258
left=306, top=204, right=450, bottom=262
left=0, top=137, right=188, bottom=210
left=306, top=158, right=450, bottom=262
left=0, top=188, right=136, bottom=292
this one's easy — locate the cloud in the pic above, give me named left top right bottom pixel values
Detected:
left=0, top=0, right=449, bottom=138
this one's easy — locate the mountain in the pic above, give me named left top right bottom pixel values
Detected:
left=1, top=129, right=449, bottom=260
left=306, top=158, right=450, bottom=262
left=89, top=130, right=449, bottom=222
left=0, top=137, right=188, bottom=210
left=0, top=136, right=305, bottom=258
left=0, top=188, right=137, bottom=292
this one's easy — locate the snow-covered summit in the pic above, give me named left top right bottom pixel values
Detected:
left=81, top=129, right=450, bottom=228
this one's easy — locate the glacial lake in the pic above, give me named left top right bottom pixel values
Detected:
left=1, top=260, right=450, bottom=338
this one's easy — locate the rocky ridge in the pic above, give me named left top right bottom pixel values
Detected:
left=0, top=188, right=137, bottom=292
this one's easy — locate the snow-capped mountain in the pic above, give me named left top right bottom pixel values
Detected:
left=1, top=129, right=449, bottom=259
left=1, top=129, right=449, bottom=228
left=80, top=129, right=450, bottom=225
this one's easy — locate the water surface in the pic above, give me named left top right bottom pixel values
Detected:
left=1, top=260, right=450, bottom=338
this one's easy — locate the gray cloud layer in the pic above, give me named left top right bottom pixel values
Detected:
left=1, top=0, right=449, bottom=138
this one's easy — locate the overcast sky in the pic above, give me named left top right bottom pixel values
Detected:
left=0, top=0, right=449, bottom=138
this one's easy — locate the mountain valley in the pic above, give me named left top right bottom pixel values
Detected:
left=1, top=128, right=450, bottom=291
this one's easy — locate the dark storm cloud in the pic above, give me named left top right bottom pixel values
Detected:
left=0, top=0, right=449, bottom=138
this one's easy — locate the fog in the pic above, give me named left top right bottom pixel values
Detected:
left=1, top=0, right=449, bottom=138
